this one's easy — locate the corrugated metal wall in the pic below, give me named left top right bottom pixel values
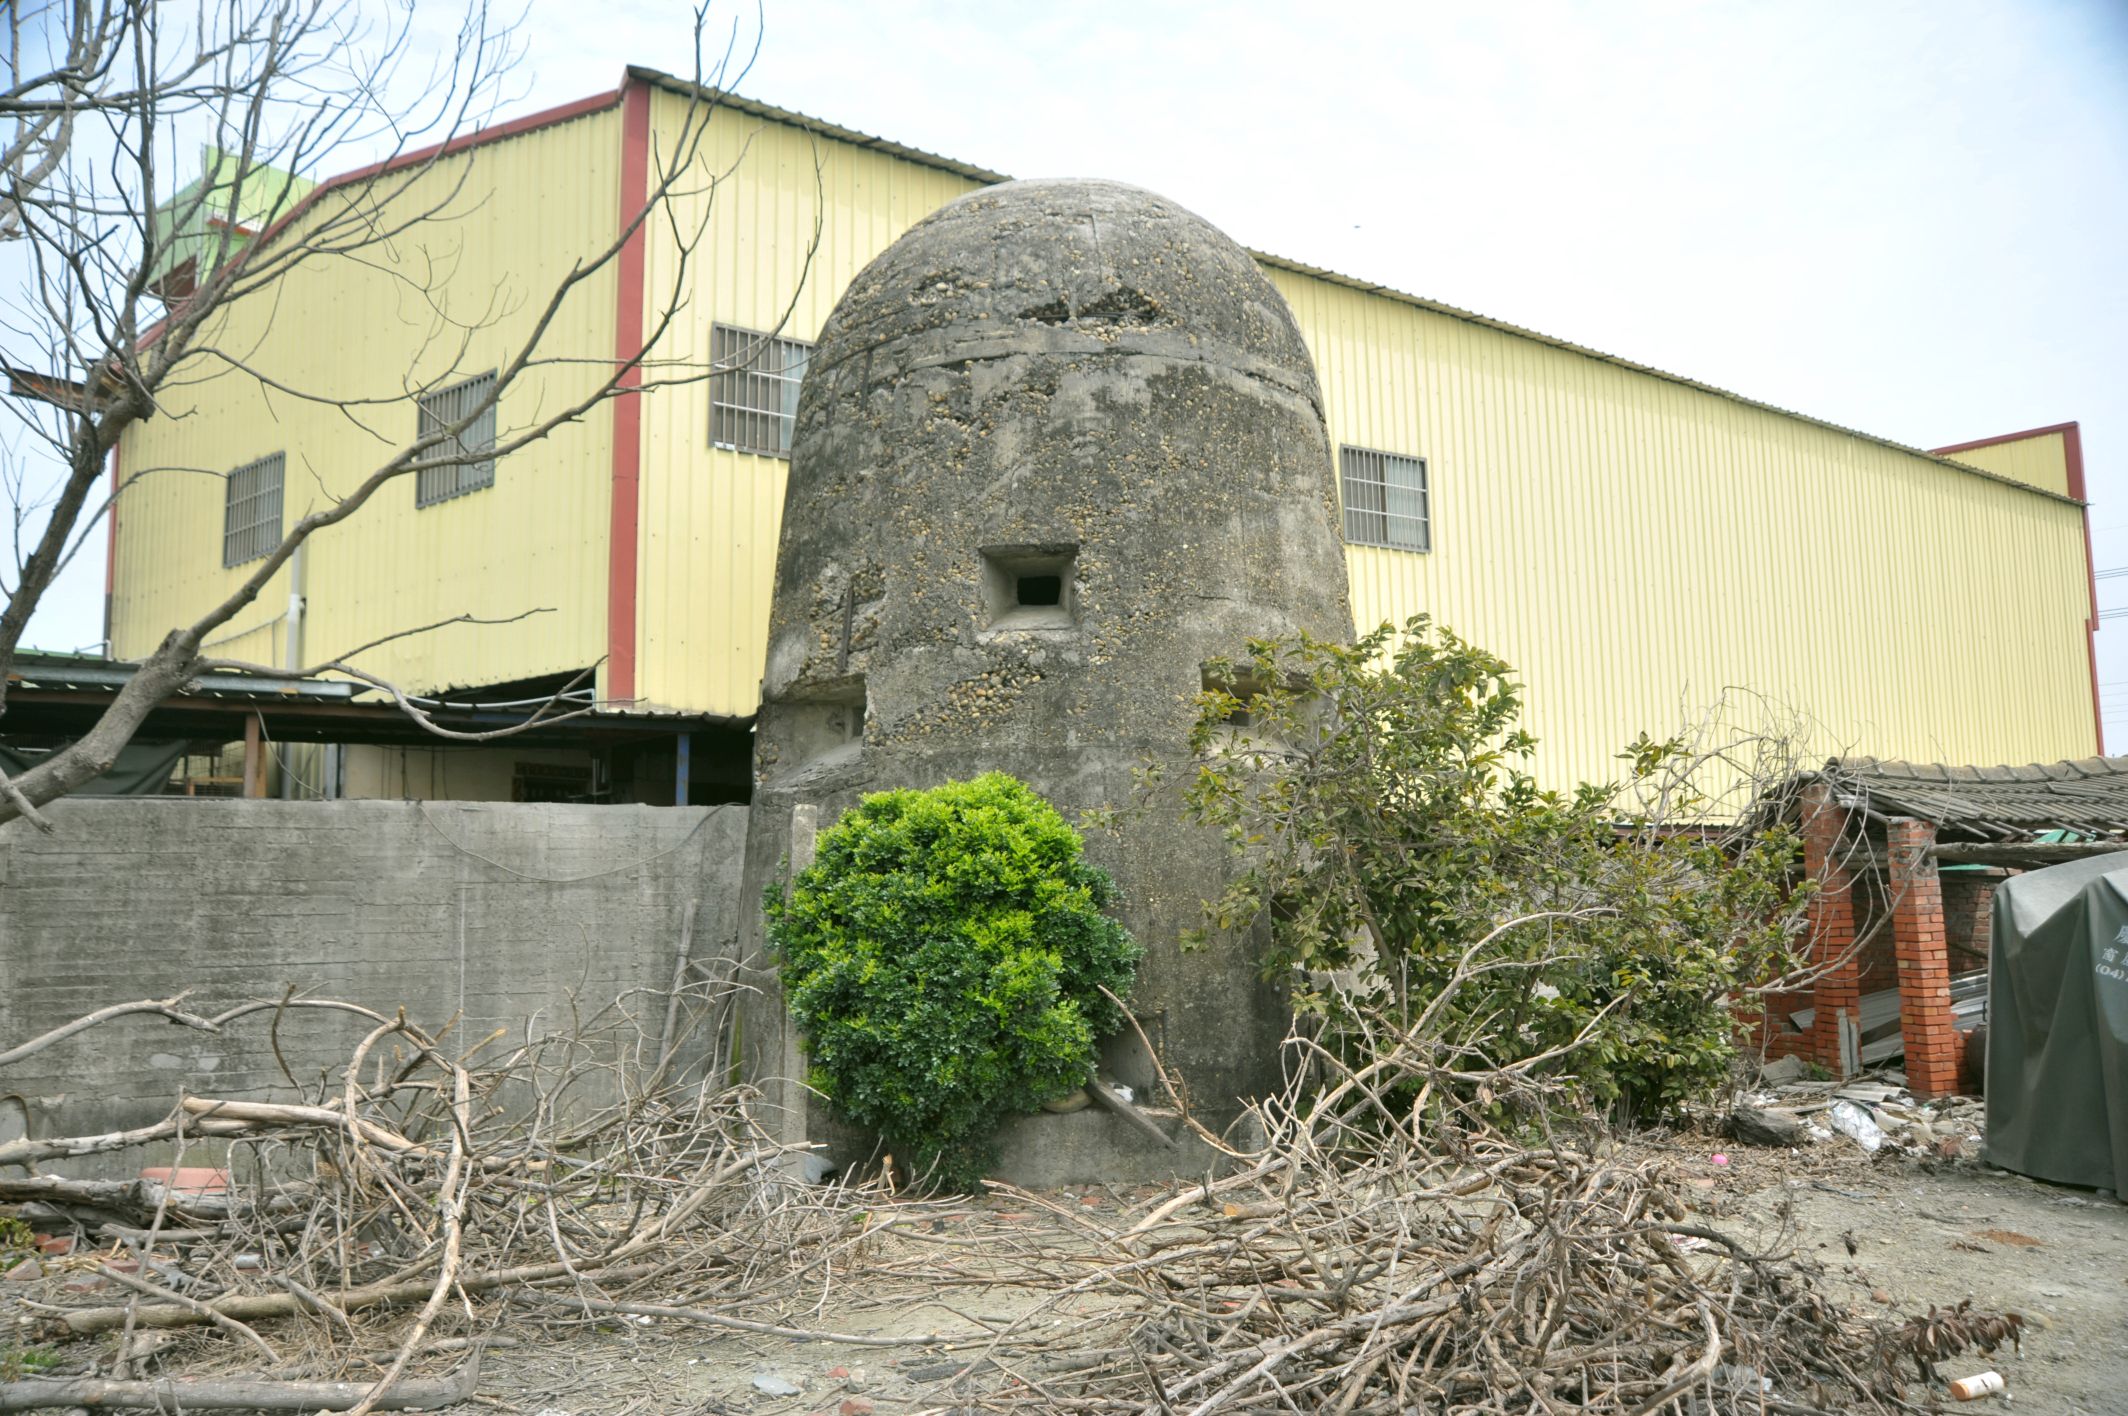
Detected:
left=112, top=105, right=624, bottom=699
left=627, top=90, right=2095, bottom=783
left=114, top=89, right=2098, bottom=795
left=629, top=90, right=982, bottom=716
left=1937, top=430, right=2072, bottom=496
left=1268, top=267, right=2097, bottom=788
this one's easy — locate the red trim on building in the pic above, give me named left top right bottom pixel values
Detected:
left=1933, top=421, right=2102, bottom=755
left=604, top=78, right=652, bottom=706
left=2065, top=423, right=2102, bottom=754
left=2061, top=422, right=2090, bottom=502
left=325, top=89, right=622, bottom=193
left=1930, top=420, right=2083, bottom=460
left=243, top=88, right=624, bottom=263
left=2086, top=633, right=2105, bottom=756
left=138, top=88, right=626, bottom=352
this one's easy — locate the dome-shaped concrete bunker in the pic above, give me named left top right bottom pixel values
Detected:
left=741, top=179, right=1355, bottom=1175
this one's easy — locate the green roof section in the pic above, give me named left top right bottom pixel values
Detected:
left=146, top=146, right=315, bottom=300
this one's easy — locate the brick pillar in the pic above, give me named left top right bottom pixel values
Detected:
left=1801, top=782, right=1861, bottom=1074
left=1888, top=817, right=1961, bottom=1098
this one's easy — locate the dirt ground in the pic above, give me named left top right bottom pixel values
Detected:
left=1760, top=1168, right=2125, bottom=1415
left=438, top=1143, right=2128, bottom=1416
left=1665, top=1144, right=2128, bottom=1416
left=15, top=1130, right=2124, bottom=1413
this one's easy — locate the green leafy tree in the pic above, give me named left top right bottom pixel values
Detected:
left=766, top=773, right=1142, bottom=1189
left=1183, top=617, right=1806, bottom=1121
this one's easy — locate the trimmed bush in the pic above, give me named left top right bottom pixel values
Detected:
left=765, top=772, right=1142, bottom=1189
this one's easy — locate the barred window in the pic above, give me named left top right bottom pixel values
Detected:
left=221, top=452, right=284, bottom=567
left=709, top=324, right=811, bottom=457
left=415, top=371, right=497, bottom=507
left=1339, top=446, right=1430, bottom=553
left=513, top=761, right=592, bottom=803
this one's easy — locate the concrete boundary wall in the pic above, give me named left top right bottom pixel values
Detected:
left=0, top=799, right=748, bottom=1166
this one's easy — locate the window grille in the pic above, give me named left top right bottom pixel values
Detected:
left=1339, top=446, right=1431, bottom=552
left=221, top=452, right=284, bottom=567
left=513, top=761, right=593, bottom=803
left=709, top=324, right=812, bottom=457
left=415, top=371, right=498, bottom=507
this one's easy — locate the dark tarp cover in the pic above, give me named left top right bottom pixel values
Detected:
left=1984, top=853, right=2128, bottom=1191
left=0, top=739, right=186, bottom=796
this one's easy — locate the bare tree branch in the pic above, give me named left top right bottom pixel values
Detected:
left=0, top=4, right=800, bottom=821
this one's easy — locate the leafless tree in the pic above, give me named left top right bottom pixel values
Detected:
left=0, top=1, right=806, bottom=829
left=5, top=2, right=129, bottom=238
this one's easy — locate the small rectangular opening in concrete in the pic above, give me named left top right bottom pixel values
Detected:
left=980, top=544, right=1077, bottom=631
left=1201, top=665, right=1264, bottom=727
left=781, top=678, right=867, bottom=773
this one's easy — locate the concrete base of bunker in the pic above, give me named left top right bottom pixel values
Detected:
left=804, top=1094, right=1237, bottom=1191
left=987, top=1107, right=1226, bottom=1189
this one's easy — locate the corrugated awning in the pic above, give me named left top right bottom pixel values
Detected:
left=3, top=651, right=740, bottom=748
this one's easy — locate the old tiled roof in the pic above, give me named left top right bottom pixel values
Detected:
left=1823, top=755, right=2128, bottom=839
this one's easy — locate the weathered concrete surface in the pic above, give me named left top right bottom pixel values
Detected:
left=738, top=179, right=1355, bottom=1174
left=0, top=799, right=746, bottom=1168
left=986, top=1107, right=1225, bottom=1189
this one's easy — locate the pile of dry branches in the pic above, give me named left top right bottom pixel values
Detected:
left=1, top=984, right=883, bottom=1412
left=3, top=973, right=2015, bottom=1413
left=947, top=1007, right=1960, bottom=1415
left=998, top=1146, right=1909, bottom=1414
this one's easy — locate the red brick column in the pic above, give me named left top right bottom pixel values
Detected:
left=1888, top=817, right=1961, bottom=1098
left=1801, top=782, right=1861, bottom=1075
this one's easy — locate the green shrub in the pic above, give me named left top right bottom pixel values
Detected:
left=1179, top=617, right=1807, bottom=1123
left=765, top=772, right=1142, bottom=1189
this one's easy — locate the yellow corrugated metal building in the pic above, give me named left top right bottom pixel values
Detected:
left=107, top=69, right=2100, bottom=801
left=113, top=95, right=626, bottom=703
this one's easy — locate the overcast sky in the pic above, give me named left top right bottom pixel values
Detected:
left=25, top=1, right=2128, bottom=748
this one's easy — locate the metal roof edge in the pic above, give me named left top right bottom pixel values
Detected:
left=1246, top=251, right=2082, bottom=509
left=9, top=655, right=359, bottom=701
left=1931, top=421, right=2081, bottom=457
left=630, top=69, right=2078, bottom=512
left=7, top=651, right=749, bottom=729
left=628, top=67, right=1012, bottom=185
left=212, top=67, right=2080, bottom=516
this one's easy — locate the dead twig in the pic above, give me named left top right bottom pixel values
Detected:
left=0, top=1344, right=485, bottom=1411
